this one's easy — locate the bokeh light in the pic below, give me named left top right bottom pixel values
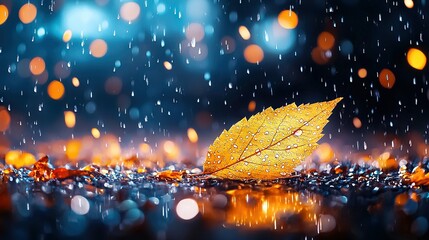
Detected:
left=188, top=42, right=208, bottom=61
left=19, top=3, right=37, bottom=24
left=353, top=117, right=362, bottom=128
left=139, top=143, right=151, bottom=154
left=47, top=80, right=65, bottom=100
left=71, top=195, right=90, bottom=215
left=257, top=19, right=296, bottom=53
left=358, top=68, right=367, bottom=78
left=0, top=107, right=11, bottom=132
left=62, top=30, right=72, bottom=42
left=91, top=128, right=101, bottom=139
left=54, top=61, right=71, bottom=79
left=317, top=32, right=335, bottom=50
left=72, top=77, right=80, bottom=87
left=248, top=100, right=256, bottom=112
left=187, top=128, right=198, bottom=143
left=105, top=76, right=122, bottom=95
left=404, top=0, right=414, bottom=8
left=220, top=36, right=236, bottom=54
left=29, top=57, right=46, bottom=76
left=163, top=61, right=173, bottom=70
left=244, top=44, right=264, bottom=64
left=311, top=47, right=331, bottom=65
left=163, top=140, right=180, bottom=159
left=32, top=70, right=49, bottom=85
left=407, top=48, right=427, bottom=70
left=319, top=214, right=336, bottom=232
left=379, top=68, right=396, bottom=89
left=186, top=0, right=209, bottom=20
left=278, top=10, right=298, bottom=29
left=5, top=150, right=36, bottom=168
left=90, top=39, right=108, bottom=58
left=0, top=5, right=8, bottom=25
left=176, top=198, right=199, bottom=220
left=120, top=2, right=141, bottom=22
left=66, top=140, right=81, bottom=160
left=314, top=143, right=334, bottom=162
left=64, top=111, right=76, bottom=128
left=63, top=5, right=107, bottom=37
left=238, top=26, right=251, bottom=40
left=186, top=23, right=205, bottom=42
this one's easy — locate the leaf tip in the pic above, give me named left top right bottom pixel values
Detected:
left=330, top=97, right=343, bottom=104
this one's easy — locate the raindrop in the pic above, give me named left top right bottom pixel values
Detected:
left=294, top=129, right=303, bottom=136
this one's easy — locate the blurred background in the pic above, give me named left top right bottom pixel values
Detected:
left=0, top=0, right=428, bottom=165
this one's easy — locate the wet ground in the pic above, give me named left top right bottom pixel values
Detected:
left=1, top=161, right=429, bottom=240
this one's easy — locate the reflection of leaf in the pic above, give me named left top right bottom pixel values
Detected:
left=203, top=98, right=342, bottom=180
left=224, top=187, right=319, bottom=229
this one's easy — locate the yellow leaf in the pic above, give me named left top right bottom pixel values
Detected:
left=203, top=98, right=342, bottom=180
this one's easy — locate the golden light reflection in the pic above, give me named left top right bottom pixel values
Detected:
left=238, top=26, right=251, bottom=40
left=47, top=80, right=65, bottom=100
left=163, top=61, right=173, bottom=70
left=314, top=143, right=334, bottom=163
left=120, top=2, right=141, bottom=22
left=244, top=44, right=264, bottom=64
left=66, top=140, right=81, bottom=161
left=91, top=128, right=101, bottom=139
left=395, top=193, right=409, bottom=206
left=404, top=0, right=414, bottom=8
left=187, top=128, right=199, bottom=143
left=278, top=10, right=298, bottom=29
left=379, top=68, right=396, bottom=89
left=378, top=152, right=398, bottom=170
left=5, top=150, right=36, bottom=168
left=223, top=187, right=319, bottom=229
left=357, top=68, right=367, bottom=78
left=19, top=3, right=37, bottom=24
left=32, top=134, right=134, bottom=168
left=29, top=57, right=46, bottom=75
left=64, top=111, right=76, bottom=128
left=63, top=29, right=73, bottom=42
left=248, top=100, right=256, bottom=112
left=0, top=107, right=11, bottom=132
left=139, top=143, right=151, bottom=154
left=0, top=5, right=9, bottom=25
left=72, top=77, right=80, bottom=87
left=105, top=137, right=122, bottom=160
left=163, top=140, right=180, bottom=159
left=407, top=48, right=427, bottom=70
